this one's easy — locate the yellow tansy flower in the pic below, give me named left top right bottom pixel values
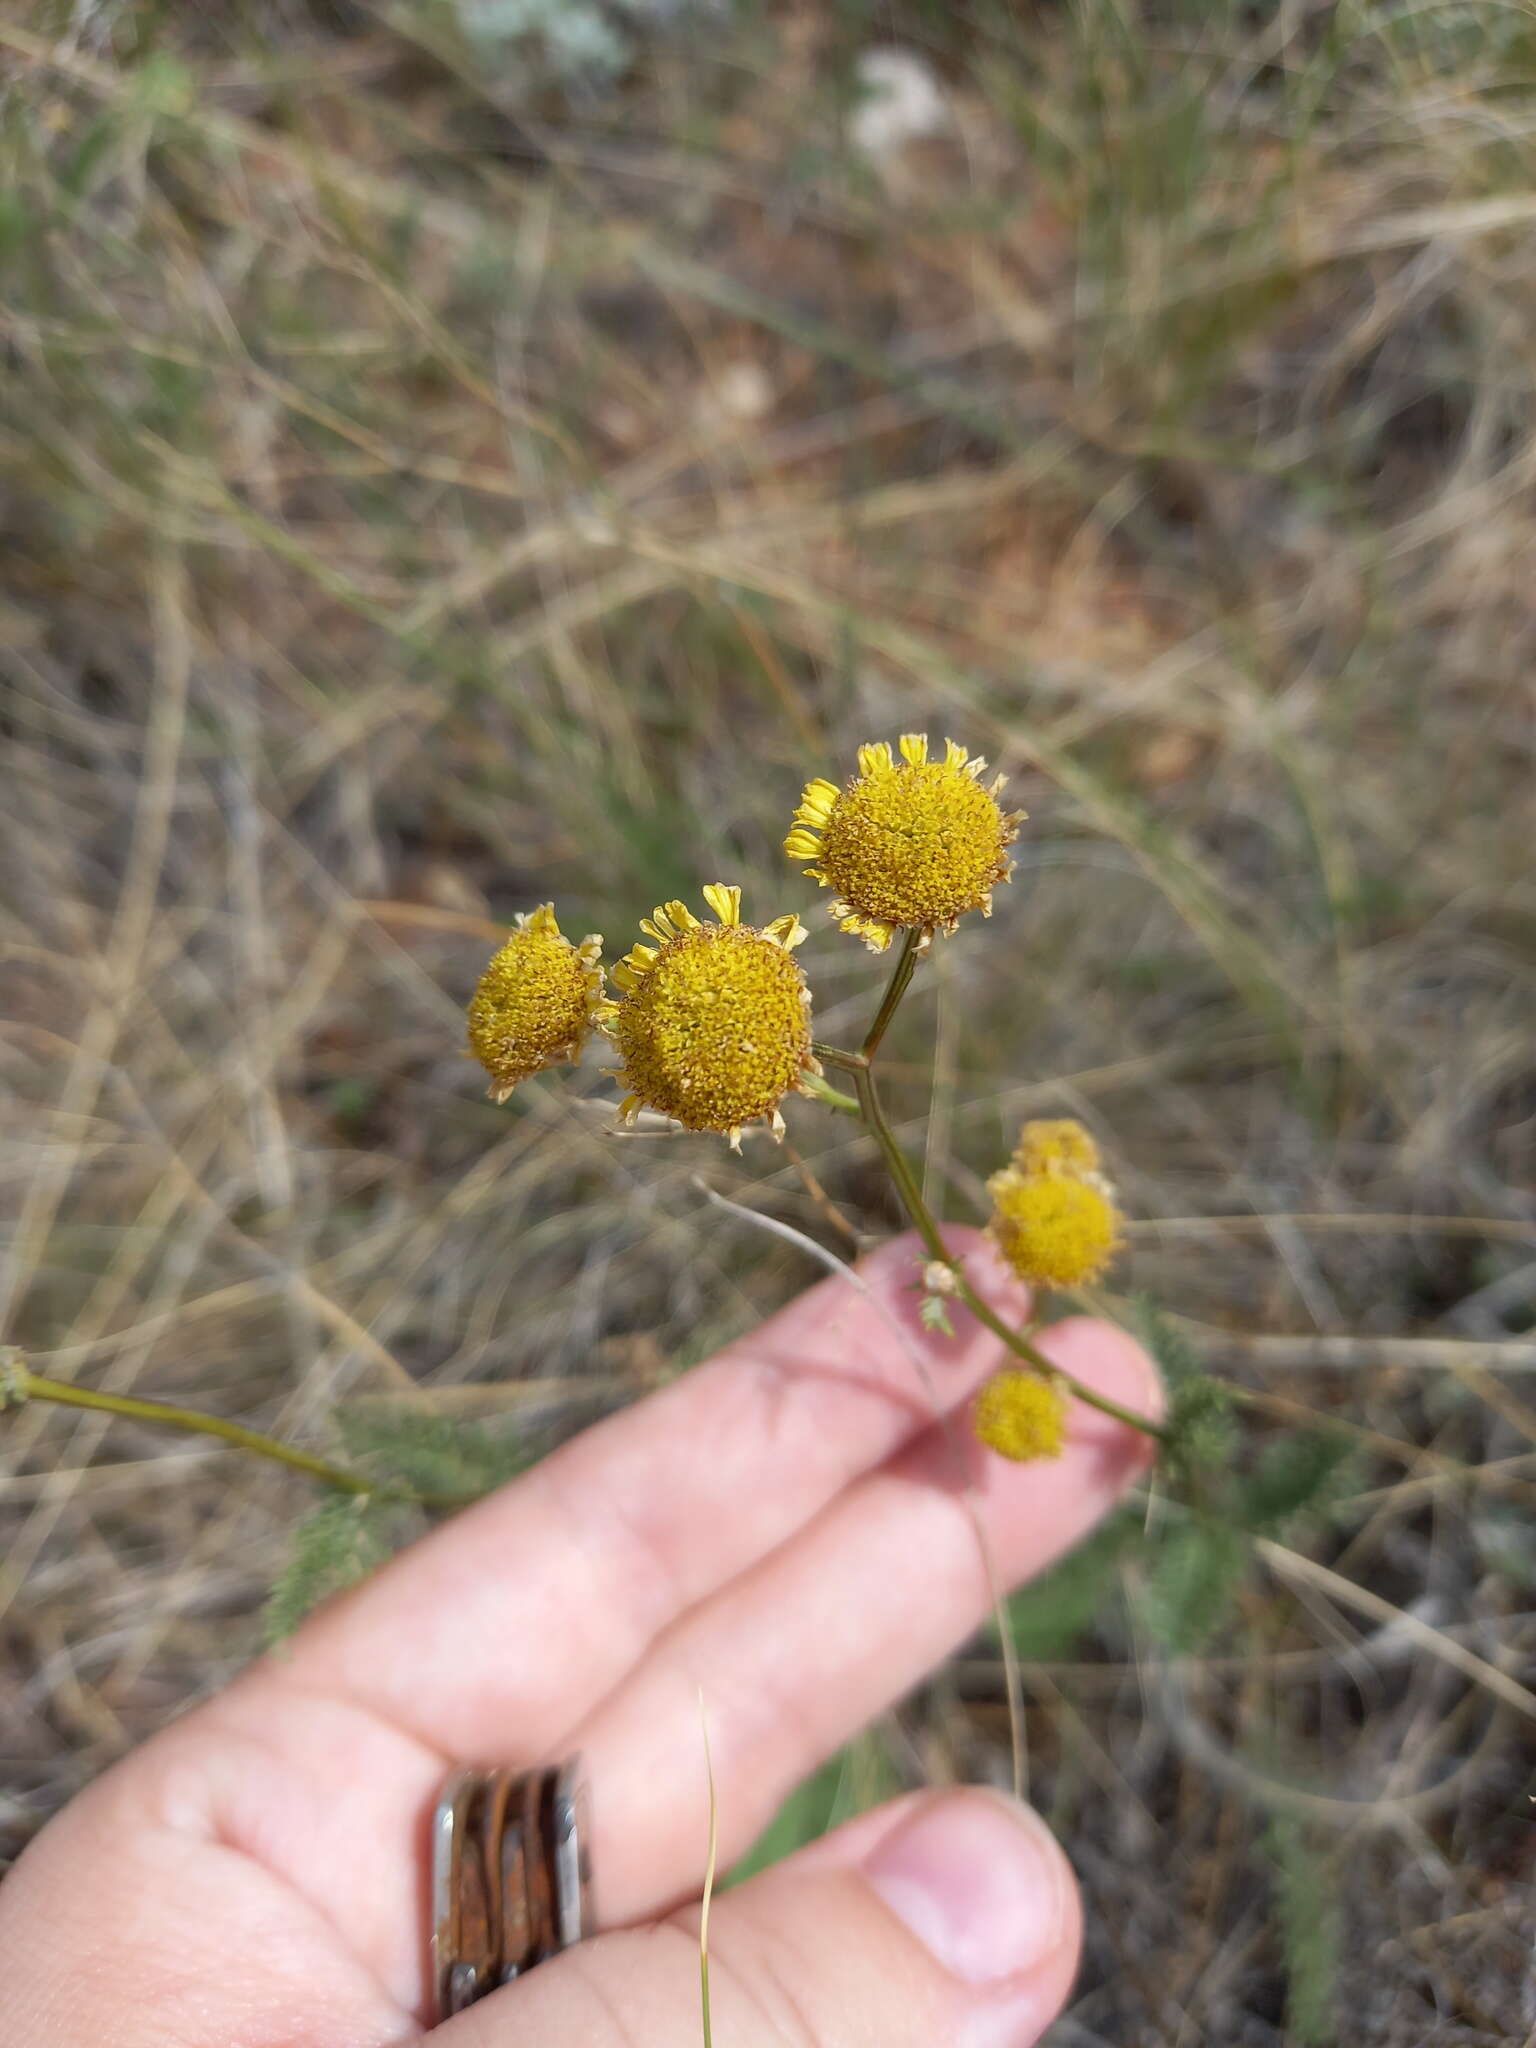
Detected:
left=974, top=1370, right=1068, bottom=1462
left=987, top=1163, right=1123, bottom=1288
left=466, top=904, right=604, bottom=1103
left=602, top=884, right=818, bottom=1148
left=1011, top=1118, right=1102, bottom=1178
left=785, top=733, right=1023, bottom=951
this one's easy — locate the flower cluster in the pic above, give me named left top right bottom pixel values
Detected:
left=465, top=733, right=1020, bottom=1135
left=986, top=1118, right=1123, bottom=1289
left=461, top=747, right=1144, bottom=1477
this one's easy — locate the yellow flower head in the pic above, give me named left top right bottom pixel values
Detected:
left=1012, top=1118, right=1102, bottom=1178
left=602, top=884, right=817, bottom=1147
left=974, top=1370, right=1069, bottom=1462
left=466, top=904, right=604, bottom=1103
left=987, top=1163, right=1122, bottom=1288
left=785, top=734, right=1023, bottom=951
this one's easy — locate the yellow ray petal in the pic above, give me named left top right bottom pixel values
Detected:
left=763, top=912, right=809, bottom=950
left=702, top=883, right=742, bottom=925
left=898, top=733, right=929, bottom=766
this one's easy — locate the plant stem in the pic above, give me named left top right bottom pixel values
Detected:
left=799, top=1069, right=860, bottom=1115
left=814, top=957, right=1169, bottom=1445
left=861, top=929, right=921, bottom=1059
left=855, top=1071, right=1165, bottom=1440
left=811, top=1040, right=865, bottom=1072
left=10, top=1362, right=382, bottom=1496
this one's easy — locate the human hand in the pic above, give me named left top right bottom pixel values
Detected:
left=0, top=1228, right=1160, bottom=2047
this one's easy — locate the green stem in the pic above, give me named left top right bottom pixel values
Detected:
left=857, top=1073, right=1164, bottom=1440
left=812, top=1040, right=865, bottom=1073
left=9, top=1363, right=385, bottom=1497
left=799, top=1069, right=860, bottom=1116
left=853, top=1062, right=943, bottom=1261
left=861, top=929, right=922, bottom=1059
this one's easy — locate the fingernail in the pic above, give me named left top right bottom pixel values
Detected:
left=863, top=1789, right=1071, bottom=1986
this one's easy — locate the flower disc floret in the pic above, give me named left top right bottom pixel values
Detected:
left=974, top=1370, right=1069, bottom=1462
left=987, top=1164, right=1122, bottom=1288
left=785, top=734, right=1023, bottom=951
left=604, top=885, right=816, bottom=1145
left=466, top=904, right=604, bottom=1102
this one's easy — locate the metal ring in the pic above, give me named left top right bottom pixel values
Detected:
left=430, top=1759, right=591, bottom=2020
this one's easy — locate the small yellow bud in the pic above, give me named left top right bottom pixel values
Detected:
left=974, top=1370, right=1068, bottom=1462
left=986, top=1165, right=1122, bottom=1288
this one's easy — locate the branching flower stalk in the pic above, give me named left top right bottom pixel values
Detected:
left=0, top=1349, right=462, bottom=1508
left=814, top=936, right=1165, bottom=1447
left=448, top=731, right=1166, bottom=1469
left=3, top=1352, right=371, bottom=1493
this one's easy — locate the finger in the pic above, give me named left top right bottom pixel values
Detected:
left=259, top=1226, right=1028, bottom=1758
left=441, top=1788, right=1081, bottom=2048
left=575, top=1316, right=1159, bottom=1923
left=117, top=1229, right=1032, bottom=2011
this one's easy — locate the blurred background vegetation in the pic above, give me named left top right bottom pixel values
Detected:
left=2, top=2, right=1534, bottom=2040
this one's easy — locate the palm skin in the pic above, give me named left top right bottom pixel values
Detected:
left=1, top=1230, right=1158, bottom=2047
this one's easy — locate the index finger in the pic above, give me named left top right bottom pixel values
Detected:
left=260, top=1226, right=1029, bottom=1757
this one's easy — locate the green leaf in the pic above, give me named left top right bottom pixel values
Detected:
left=1239, top=1431, right=1355, bottom=1536
left=997, top=1511, right=1136, bottom=1659
left=1139, top=1517, right=1245, bottom=1652
left=1136, top=1297, right=1236, bottom=1475
left=727, top=1732, right=899, bottom=1885
left=1265, top=1815, right=1340, bottom=2045
left=918, top=1294, right=955, bottom=1337
left=1166, top=1375, right=1237, bottom=1475
left=1133, top=1294, right=1206, bottom=1389
left=264, top=1497, right=391, bottom=1645
left=333, top=1405, right=537, bottom=1503
left=129, top=53, right=196, bottom=123
left=61, top=115, right=122, bottom=201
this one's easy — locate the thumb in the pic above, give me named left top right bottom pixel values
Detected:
left=439, top=1787, right=1081, bottom=2046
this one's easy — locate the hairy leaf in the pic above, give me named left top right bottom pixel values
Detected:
left=1265, top=1815, right=1341, bottom=2045
left=1139, top=1516, right=1245, bottom=1651
left=264, top=1497, right=391, bottom=1645
left=334, top=1405, right=537, bottom=1503
left=1239, top=1430, right=1355, bottom=1535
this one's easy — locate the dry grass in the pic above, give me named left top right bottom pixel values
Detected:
left=2, top=3, right=1534, bottom=2040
